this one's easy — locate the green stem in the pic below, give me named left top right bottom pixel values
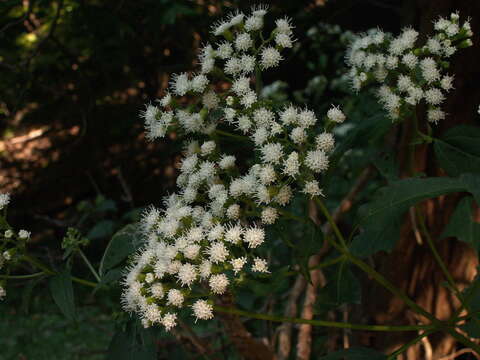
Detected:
left=78, top=249, right=101, bottom=283
left=0, top=272, right=45, bottom=280
left=214, top=129, right=249, bottom=142
left=285, top=255, right=345, bottom=276
left=22, top=254, right=97, bottom=288
left=387, top=329, right=436, bottom=359
left=416, top=209, right=464, bottom=303
left=214, top=306, right=432, bottom=332
left=314, top=197, right=439, bottom=324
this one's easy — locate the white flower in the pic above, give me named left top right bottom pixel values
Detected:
left=298, top=109, right=317, bottom=127
left=158, top=93, right=172, bottom=108
left=303, top=180, right=324, bottom=198
left=316, top=132, right=335, bottom=152
left=240, top=54, right=256, bottom=74
left=184, top=244, right=201, bottom=260
left=251, top=4, right=268, bottom=17
left=401, top=53, right=418, bottom=69
left=259, top=164, right=276, bottom=185
left=290, top=127, right=307, bottom=144
left=224, top=224, right=243, bottom=244
left=162, top=313, right=177, bottom=331
left=209, top=274, right=229, bottom=294
left=219, top=155, right=236, bottom=169
left=260, top=143, right=283, bottom=165
left=191, top=74, right=209, bottom=92
left=244, top=15, right=263, bottom=32
left=144, top=304, right=162, bottom=323
left=252, top=257, right=269, bottom=273
left=228, top=12, right=245, bottom=26
left=226, top=204, right=241, bottom=219
left=253, top=127, right=269, bottom=146
left=275, top=17, right=293, bottom=34
left=420, top=58, right=440, bottom=83
left=424, top=88, right=445, bottom=105
left=145, top=273, right=155, bottom=284
left=235, top=33, right=253, bottom=51
left=3, top=250, right=11, bottom=261
left=237, top=115, right=252, bottom=133
left=244, top=226, right=265, bottom=248
left=151, top=283, right=164, bottom=299
left=18, top=230, right=31, bottom=239
left=232, top=77, right=251, bottom=95
left=177, top=263, right=197, bottom=287
left=279, top=105, right=298, bottom=125
left=207, top=242, right=229, bottom=263
left=327, top=106, right=346, bottom=123
left=192, top=300, right=214, bottom=321
left=261, top=207, right=278, bottom=225
left=426, top=38, right=442, bottom=54
left=441, top=75, right=454, bottom=91
left=427, top=108, right=446, bottom=123
left=203, top=91, right=219, bottom=109
left=275, top=185, right=292, bottom=206
left=167, top=289, right=184, bottom=306
left=224, top=57, right=242, bottom=75
left=212, top=20, right=232, bottom=36
left=305, top=150, right=329, bottom=173
left=260, top=47, right=282, bottom=69
left=283, top=152, right=300, bottom=177
left=171, top=73, right=190, bottom=96
left=217, top=42, right=233, bottom=59
left=275, top=33, right=293, bottom=48
left=199, top=260, right=212, bottom=278
left=201, top=140, right=216, bottom=156
left=4, top=230, right=13, bottom=239
left=208, top=224, right=225, bottom=241
left=253, top=108, right=275, bottom=127
left=231, top=257, right=247, bottom=274
left=240, top=91, right=257, bottom=108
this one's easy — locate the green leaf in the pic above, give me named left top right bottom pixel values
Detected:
left=86, top=220, right=116, bottom=240
left=434, top=125, right=480, bottom=176
left=319, top=347, right=387, bottom=359
left=459, top=272, right=480, bottom=338
left=323, top=262, right=362, bottom=307
left=99, top=224, right=142, bottom=276
left=49, top=270, right=75, bottom=321
left=351, top=176, right=478, bottom=257
left=441, top=197, right=480, bottom=252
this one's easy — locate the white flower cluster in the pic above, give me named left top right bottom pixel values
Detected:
left=0, top=193, right=10, bottom=210
left=125, top=6, right=346, bottom=331
left=346, top=12, right=473, bottom=123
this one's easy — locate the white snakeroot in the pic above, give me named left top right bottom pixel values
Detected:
left=260, top=143, right=284, bottom=165
left=162, top=313, right=177, bottom=331
left=207, top=242, right=229, bottom=263
left=244, top=226, right=265, bottom=248
left=226, top=204, right=241, bottom=219
left=260, top=47, right=282, bottom=69
left=235, top=33, right=253, bottom=51
left=303, top=180, right=324, bottom=198
left=171, top=73, right=190, bottom=96
left=18, top=230, right=31, bottom=239
left=167, top=289, right=184, bottom=306
left=283, top=152, right=300, bottom=177
left=316, top=132, right=335, bottom=152
left=305, top=150, right=329, bottom=173
left=327, top=106, right=346, bottom=123
left=261, top=207, right=278, bottom=225
left=252, top=257, right=269, bottom=273
left=290, top=127, right=307, bottom=144
left=192, top=300, right=214, bottom=321
left=245, top=15, right=263, bottom=32
left=209, top=274, right=229, bottom=294
left=219, top=155, right=236, bottom=169
left=231, top=257, right=247, bottom=274
left=177, top=263, right=197, bottom=287
left=0, top=193, right=10, bottom=210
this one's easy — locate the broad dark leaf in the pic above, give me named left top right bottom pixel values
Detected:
left=99, top=224, right=142, bottom=276
left=49, top=270, right=75, bottom=321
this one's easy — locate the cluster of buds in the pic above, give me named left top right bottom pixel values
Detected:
left=346, top=12, right=473, bottom=123
left=123, top=5, right=346, bottom=331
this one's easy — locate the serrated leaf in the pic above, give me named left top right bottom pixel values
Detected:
left=319, top=347, right=387, bottom=359
left=441, top=197, right=480, bottom=252
left=99, top=224, right=142, bottom=276
left=49, top=270, right=75, bottom=321
left=434, top=125, right=480, bottom=177
left=351, top=176, right=479, bottom=257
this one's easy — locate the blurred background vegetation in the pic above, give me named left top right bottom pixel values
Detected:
left=1, top=0, right=478, bottom=359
